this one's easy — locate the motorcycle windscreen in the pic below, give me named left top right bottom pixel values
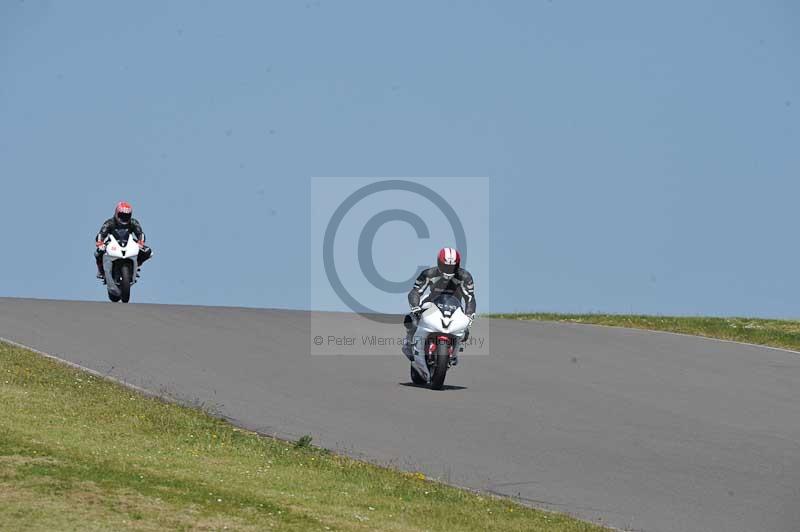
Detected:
left=432, top=294, right=463, bottom=318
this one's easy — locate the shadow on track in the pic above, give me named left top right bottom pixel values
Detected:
left=398, top=382, right=468, bottom=391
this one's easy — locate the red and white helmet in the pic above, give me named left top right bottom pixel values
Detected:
left=437, top=247, right=461, bottom=279
left=114, top=201, right=133, bottom=226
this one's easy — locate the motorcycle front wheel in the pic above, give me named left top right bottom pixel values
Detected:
left=119, top=263, right=132, bottom=303
left=430, top=342, right=450, bottom=390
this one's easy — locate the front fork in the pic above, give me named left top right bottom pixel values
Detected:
left=425, top=336, right=459, bottom=367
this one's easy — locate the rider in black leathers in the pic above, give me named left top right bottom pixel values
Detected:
left=402, top=247, right=476, bottom=360
left=94, top=201, right=152, bottom=278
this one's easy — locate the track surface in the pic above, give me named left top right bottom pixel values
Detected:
left=2, top=298, right=799, bottom=532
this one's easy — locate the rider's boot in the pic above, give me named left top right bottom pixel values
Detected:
left=95, top=257, right=104, bottom=279
left=402, top=332, right=415, bottom=361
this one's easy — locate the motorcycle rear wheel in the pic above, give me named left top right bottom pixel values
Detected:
left=410, top=364, right=427, bottom=386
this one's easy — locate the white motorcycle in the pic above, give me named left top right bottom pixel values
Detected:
left=409, top=294, right=470, bottom=390
left=99, top=229, right=141, bottom=303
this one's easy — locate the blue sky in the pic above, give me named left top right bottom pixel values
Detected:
left=1, top=1, right=798, bottom=317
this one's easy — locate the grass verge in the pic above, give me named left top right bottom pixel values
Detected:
left=490, top=313, right=800, bottom=352
left=0, top=341, right=607, bottom=531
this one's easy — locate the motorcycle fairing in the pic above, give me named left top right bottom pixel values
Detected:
left=103, top=233, right=140, bottom=296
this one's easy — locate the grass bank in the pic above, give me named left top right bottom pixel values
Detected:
left=490, top=313, right=800, bottom=352
left=0, top=341, right=606, bottom=531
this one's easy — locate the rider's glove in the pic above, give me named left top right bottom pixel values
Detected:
left=410, top=305, right=422, bottom=316
left=96, top=240, right=106, bottom=250
left=138, top=241, right=146, bottom=249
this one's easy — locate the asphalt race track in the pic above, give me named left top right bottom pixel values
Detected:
left=2, top=298, right=799, bottom=532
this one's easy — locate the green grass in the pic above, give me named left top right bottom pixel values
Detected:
left=490, top=313, right=800, bottom=352
left=0, top=341, right=608, bottom=532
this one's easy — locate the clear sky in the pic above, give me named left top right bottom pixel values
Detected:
left=1, top=1, right=798, bottom=317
